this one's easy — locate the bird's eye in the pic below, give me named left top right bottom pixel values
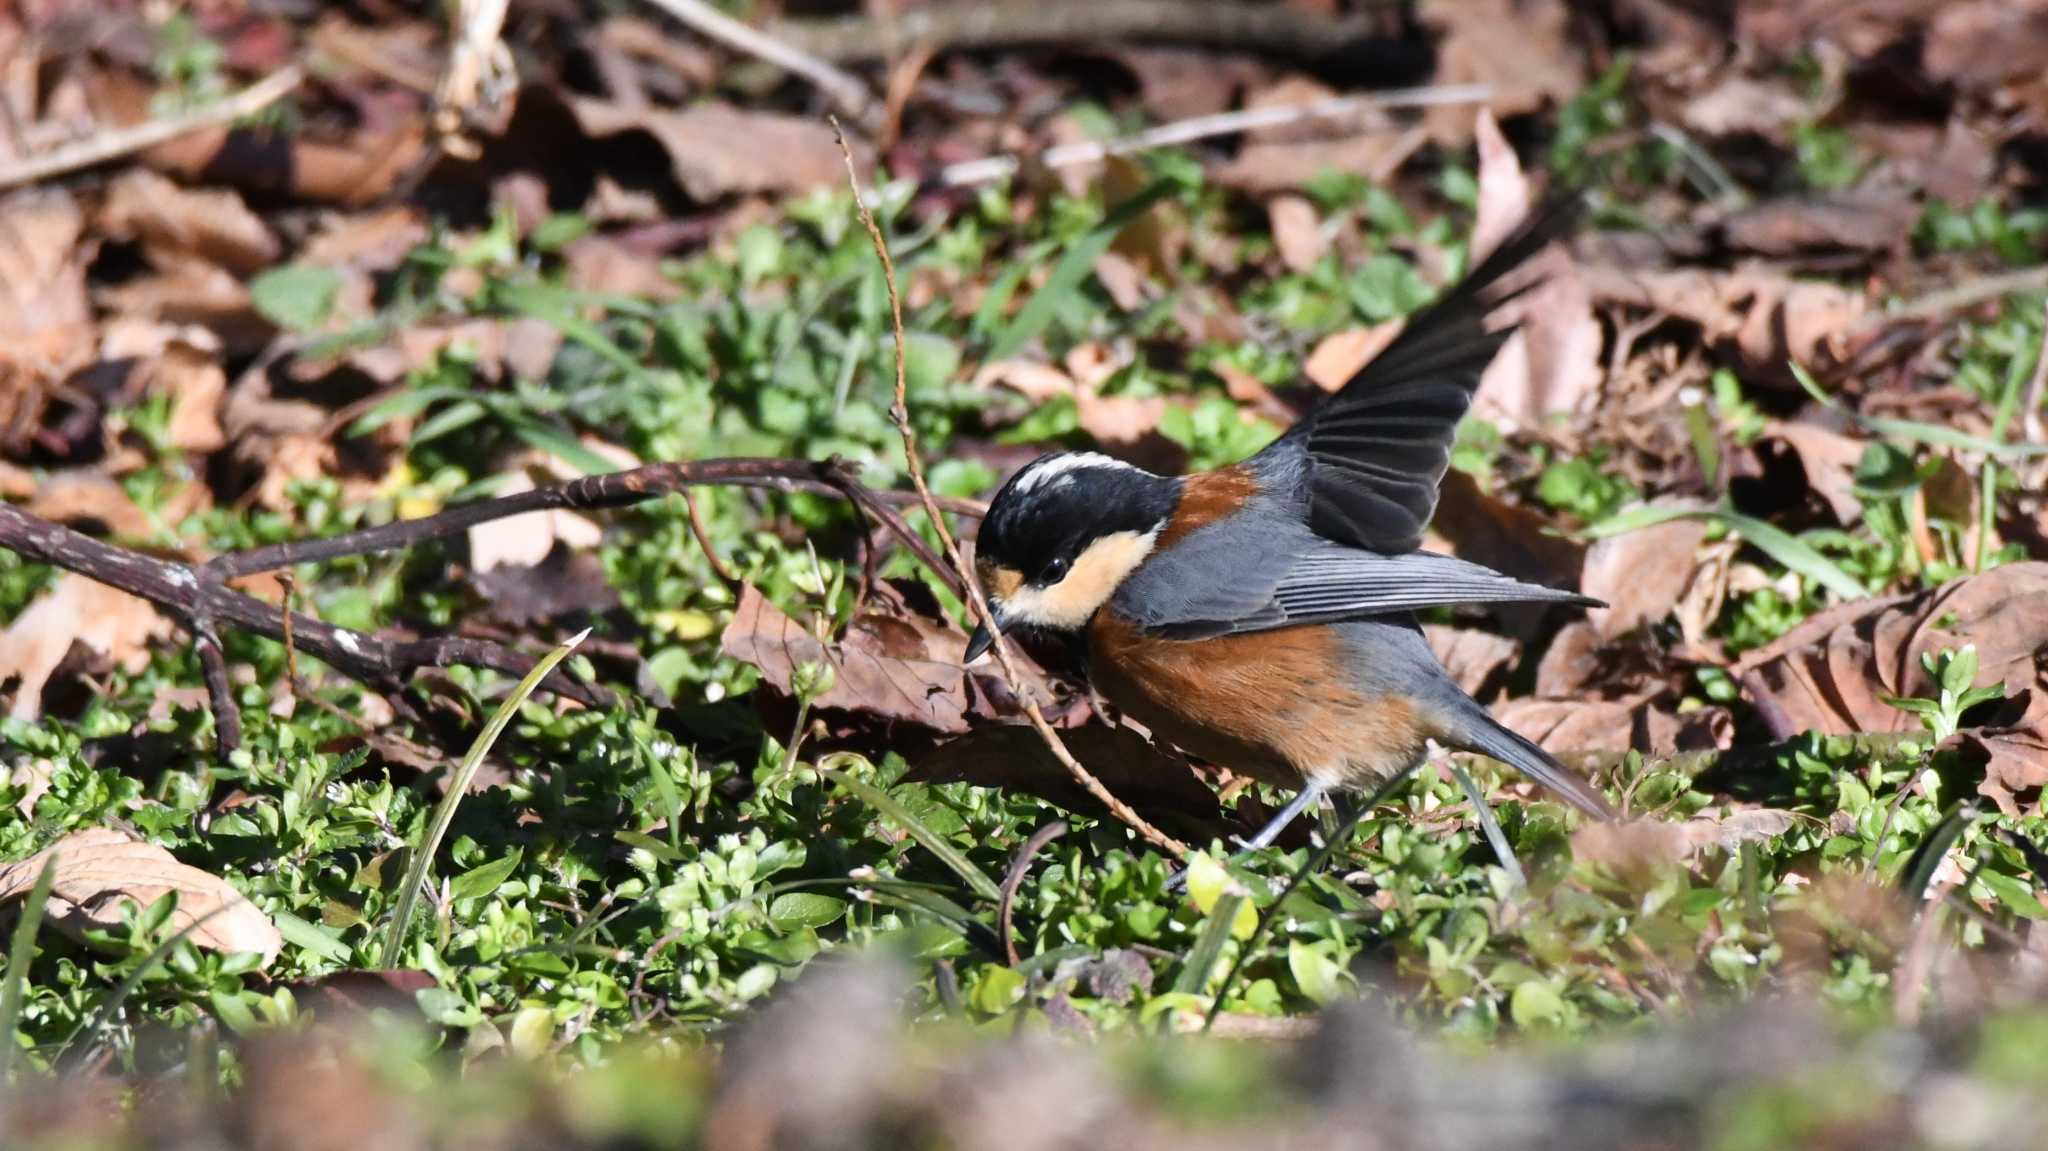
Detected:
left=1043, top=557, right=1070, bottom=582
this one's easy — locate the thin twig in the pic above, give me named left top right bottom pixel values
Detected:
left=999, top=821, right=1069, bottom=967
left=639, top=0, right=871, bottom=115
left=683, top=489, right=740, bottom=590
left=1864, top=264, right=2048, bottom=330
left=0, top=65, right=304, bottom=192
left=2, top=456, right=971, bottom=753
left=832, top=119, right=1190, bottom=859
left=772, top=0, right=1393, bottom=62
left=933, top=84, right=1493, bottom=188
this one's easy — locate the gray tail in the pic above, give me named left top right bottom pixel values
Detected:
left=1446, top=704, right=1615, bottom=820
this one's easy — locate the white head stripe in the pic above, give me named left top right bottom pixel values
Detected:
left=1009, top=452, right=1139, bottom=496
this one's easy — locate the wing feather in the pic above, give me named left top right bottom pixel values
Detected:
left=1257, top=197, right=1583, bottom=553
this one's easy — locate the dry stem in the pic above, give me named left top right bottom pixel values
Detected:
left=832, top=119, right=1190, bottom=858
left=0, top=65, right=304, bottom=191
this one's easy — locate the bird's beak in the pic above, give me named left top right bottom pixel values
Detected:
left=963, top=606, right=1007, bottom=663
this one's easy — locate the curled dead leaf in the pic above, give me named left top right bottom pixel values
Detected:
left=1495, top=697, right=1732, bottom=757
left=0, top=188, right=94, bottom=380
left=1573, top=807, right=1800, bottom=869
left=0, top=827, right=282, bottom=964
left=1267, top=195, right=1325, bottom=273
left=724, top=584, right=1035, bottom=734
left=1579, top=264, right=1867, bottom=371
left=1421, top=0, right=1584, bottom=147
left=1469, top=110, right=1604, bottom=429
left=1734, top=563, right=2048, bottom=741
left=1581, top=513, right=1710, bottom=639
left=1303, top=323, right=1402, bottom=393
left=97, top=169, right=279, bottom=276
left=2, top=574, right=171, bottom=723
left=567, top=95, right=866, bottom=202
left=1424, top=625, right=1520, bottom=698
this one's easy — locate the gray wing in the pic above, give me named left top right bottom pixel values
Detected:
left=1111, top=514, right=1595, bottom=641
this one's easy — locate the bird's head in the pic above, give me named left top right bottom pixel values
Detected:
left=966, top=452, right=1177, bottom=661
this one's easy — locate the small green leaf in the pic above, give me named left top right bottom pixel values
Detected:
left=249, top=264, right=343, bottom=332
left=1978, top=871, right=2048, bottom=921
left=971, top=964, right=1026, bottom=1014
left=509, top=1005, right=555, bottom=1058
left=768, top=893, right=847, bottom=931
left=1287, top=939, right=1346, bottom=1005
left=272, top=910, right=353, bottom=964
left=1509, top=979, right=1567, bottom=1028
left=415, top=988, right=486, bottom=1028
left=449, top=849, right=524, bottom=903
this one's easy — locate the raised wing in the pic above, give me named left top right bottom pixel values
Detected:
left=1256, top=198, right=1581, bottom=554
left=1110, top=515, right=1595, bottom=641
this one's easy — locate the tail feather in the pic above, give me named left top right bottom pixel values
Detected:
left=1446, top=704, right=1615, bottom=820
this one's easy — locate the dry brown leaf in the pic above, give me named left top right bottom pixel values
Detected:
left=1424, top=624, right=1520, bottom=697
left=1682, top=76, right=1812, bottom=139
left=1923, top=0, right=2048, bottom=90
left=0, top=827, right=281, bottom=964
left=299, top=208, right=430, bottom=271
left=1469, top=111, right=1604, bottom=429
left=97, top=168, right=279, bottom=276
left=0, top=188, right=94, bottom=379
left=467, top=469, right=605, bottom=573
left=1581, top=513, right=1710, bottom=639
left=101, top=318, right=229, bottom=454
left=1734, top=563, right=2048, bottom=743
left=1420, top=0, right=1584, bottom=147
left=1766, top=417, right=1868, bottom=525
left=1267, top=194, right=1325, bottom=273
left=721, top=585, right=975, bottom=733
left=1580, top=264, right=1867, bottom=370
left=1428, top=469, right=1588, bottom=593
left=1495, top=697, right=1732, bottom=756
left=1303, top=323, right=1402, bottom=392
left=1948, top=690, right=2048, bottom=817
left=1573, top=807, right=1800, bottom=869
left=24, top=471, right=154, bottom=537
left=1, top=574, right=171, bottom=722
left=1720, top=193, right=1918, bottom=257
left=975, top=356, right=1166, bottom=449
left=568, top=97, right=866, bottom=201
left=1470, top=109, right=1530, bottom=264
left=1211, top=78, right=1422, bottom=193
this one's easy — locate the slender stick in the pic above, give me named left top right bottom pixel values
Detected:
left=0, top=65, right=304, bottom=192
left=1, top=455, right=980, bottom=750
left=832, top=119, right=1191, bottom=858
left=934, top=84, right=1493, bottom=188
left=639, top=0, right=872, bottom=115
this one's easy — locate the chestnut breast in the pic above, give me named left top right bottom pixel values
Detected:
left=1087, top=611, right=1426, bottom=788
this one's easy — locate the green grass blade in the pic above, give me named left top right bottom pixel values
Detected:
left=1715, top=511, right=1868, bottom=601
left=1172, top=892, right=1243, bottom=999
left=1587, top=504, right=1866, bottom=601
left=0, top=855, right=58, bottom=1081
left=817, top=769, right=1002, bottom=903
left=379, top=630, right=589, bottom=968
left=987, top=178, right=1175, bottom=362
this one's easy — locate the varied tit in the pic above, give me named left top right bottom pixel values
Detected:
left=965, top=202, right=1614, bottom=851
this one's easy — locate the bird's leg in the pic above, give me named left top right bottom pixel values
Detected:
left=1165, top=780, right=1327, bottom=891
left=1446, top=757, right=1527, bottom=889
left=1237, top=780, right=1327, bottom=853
